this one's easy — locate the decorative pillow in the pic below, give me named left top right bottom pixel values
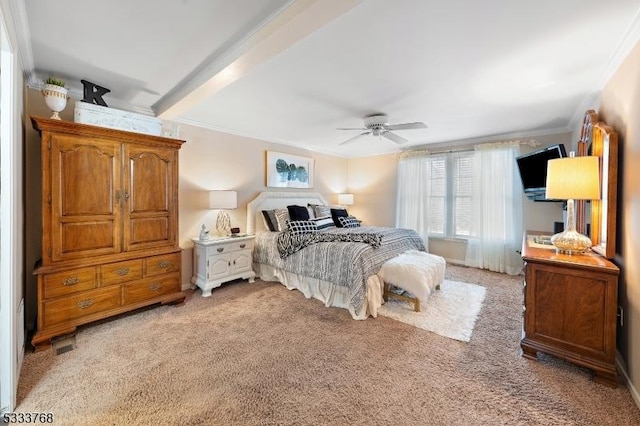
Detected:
left=338, top=215, right=360, bottom=228
left=311, top=204, right=331, bottom=218
left=310, top=215, right=335, bottom=230
left=287, top=204, right=310, bottom=221
left=261, top=210, right=278, bottom=232
left=331, top=208, right=349, bottom=227
left=274, top=208, right=290, bottom=231
left=287, top=220, right=318, bottom=235
left=306, top=206, right=316, bottom=220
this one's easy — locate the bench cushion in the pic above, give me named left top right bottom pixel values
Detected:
left=378, top=250, right=445, bottom=303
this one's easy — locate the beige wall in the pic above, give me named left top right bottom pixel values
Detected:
left=175, top=121, right=348, bottom=286
left=598, top=40, right=640, bottom=403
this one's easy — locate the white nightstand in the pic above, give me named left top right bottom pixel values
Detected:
left=191, top=235, right=256, bottom=297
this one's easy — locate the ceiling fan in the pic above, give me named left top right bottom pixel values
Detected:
left=337, top=114, right=427, bottom=145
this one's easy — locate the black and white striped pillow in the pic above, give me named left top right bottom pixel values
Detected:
left=287, top=220, right=318, bottom=235
left=274, top=208, right=290, bottom=231
left=338, top=216, right=360, bottom=228
left=312, top=204, right=331, bottom=218
left=310, top=215, right=335, bottom=230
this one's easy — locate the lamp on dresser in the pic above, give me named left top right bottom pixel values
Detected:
left=545, top=154, right=600, bottom=254
left=209, top=190, right=237, bottom=236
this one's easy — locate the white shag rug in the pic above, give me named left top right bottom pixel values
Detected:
left=378, top=279, right=486, bottom=342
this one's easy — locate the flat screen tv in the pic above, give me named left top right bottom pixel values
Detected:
left=516, top=144, right=567, bottom=201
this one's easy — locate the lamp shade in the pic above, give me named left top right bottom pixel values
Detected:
left=209, top=190, right=237, bottom=209
left=545, top=156, right=600, bottom=200
left=337, top=193, right=354, bottom=206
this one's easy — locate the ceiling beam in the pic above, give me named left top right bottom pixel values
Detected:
left=154, top=0, right=362, bottom=120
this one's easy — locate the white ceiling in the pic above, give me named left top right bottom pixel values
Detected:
left=17, top=0, right=640, bottom=157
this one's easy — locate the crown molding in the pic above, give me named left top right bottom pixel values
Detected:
left=569, top=7, right=640, bottom=130
left=0, top=0, right=35, bottom=84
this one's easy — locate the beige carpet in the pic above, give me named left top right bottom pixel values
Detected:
left=16, top=265, right=640, bottom=425
left=378, top=279, right=486, bottom=342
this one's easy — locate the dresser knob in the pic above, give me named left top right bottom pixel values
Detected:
left=149, top=284, right=161, bottom=292
left=217, top=247, right=224, bottom=253
left=239, top=244, right=246, bottom=249
left=158, top=261, right=171, bottom=268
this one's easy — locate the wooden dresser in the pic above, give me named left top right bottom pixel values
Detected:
left=31, top=117, right=186, bottom=351
left=520, top=231, right=619, bottom=387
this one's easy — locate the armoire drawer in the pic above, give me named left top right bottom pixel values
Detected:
left=123, top=274, right=180, bottom=305
left=145, top=253, right=181, bottom=277
left=43, top=286, right=121, bottom=327
left=101, top=259, right=143, bottom=286
left=43, top=267, right=97, bottom=299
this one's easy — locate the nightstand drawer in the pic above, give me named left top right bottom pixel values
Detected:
left=206, top=240, right=253, bottom=256
left=101, top=259, right=143, bottom=286
left=43, top=286, right=121, bottom=327
left=43, top=267, right=97, bottom=299
left=145, top=253, right=181, bottom=277
left=123, top=274, right=180, bottom=305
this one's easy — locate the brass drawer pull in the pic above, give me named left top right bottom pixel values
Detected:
left=63, top=277, right=80, bottom=286
left=116, top=268, right=130, bottom=276
left=77, top=299, right=94, bottom=309
left=217, top=247, right=224, bottom=253
left=239, top=244, right=246, bottom=249
left=158, top=261, right=171, bottom=268
left=149, top=284, right=161, bottom=292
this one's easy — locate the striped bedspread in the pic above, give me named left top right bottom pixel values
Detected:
left=253, top=226, right=426, bottom=315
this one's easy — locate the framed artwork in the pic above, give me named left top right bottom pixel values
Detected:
left=266, top=151, right=314, bottom=188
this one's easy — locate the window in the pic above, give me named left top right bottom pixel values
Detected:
left=424, top=151, right=474, bottom=238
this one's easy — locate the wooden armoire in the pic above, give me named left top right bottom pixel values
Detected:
left=31, top=116, right=186, bottom=351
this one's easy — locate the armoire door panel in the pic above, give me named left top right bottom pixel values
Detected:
left=60, top=220, right=115, bottom=256
left=128, top=151, right=171, bottom=213
left=129, top=217, right=169, bottom=245
left=50, top=136, right=122, bottom=261
left=123, top=145, right=177, bottom=251
left=59, top=145, right=116, bottom=215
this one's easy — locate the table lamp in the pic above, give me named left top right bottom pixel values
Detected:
left=209, top=190, right=237, bottom=236
left=545, top=155, right=600, bottom=254
left=337, top=193, right=354, bottom=207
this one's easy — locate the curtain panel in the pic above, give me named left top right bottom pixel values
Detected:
left=465, top=142, right=523, bottom=275
left=395, top=154, right=430, bottom=250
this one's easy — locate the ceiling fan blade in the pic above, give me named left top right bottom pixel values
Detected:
left=339, top=131, right=371, bottom=145
left=386, top=122, right=428, bottom=131
left=382, top=131, right=408, bottom=144
left=336, top=127, right=367, bottom=131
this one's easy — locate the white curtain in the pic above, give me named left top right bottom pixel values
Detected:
left=396, top=153, right=430, bottom=250
left=465, top=142, right=523, bottom=275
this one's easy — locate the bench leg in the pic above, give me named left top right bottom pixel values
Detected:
left=414, top=298, right=420, bottom=312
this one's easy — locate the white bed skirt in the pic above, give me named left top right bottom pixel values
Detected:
left=254, top=263, right=385, bottom=320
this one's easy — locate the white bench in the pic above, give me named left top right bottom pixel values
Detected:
left=379, top=250, right=446, bottom=312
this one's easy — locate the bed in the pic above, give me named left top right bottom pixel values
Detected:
left=247, top=191, right=426, bottom=319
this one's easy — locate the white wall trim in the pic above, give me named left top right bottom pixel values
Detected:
left=617, top=351, right=640, bottom=410
left=0, top=0, right=33, bottom=82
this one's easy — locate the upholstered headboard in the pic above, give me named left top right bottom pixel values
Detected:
left=246, top=191, right=328, bottom=234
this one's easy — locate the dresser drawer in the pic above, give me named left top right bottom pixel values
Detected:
left=101, top=259, right=143, bottom=286
left=123, top=274, right=180, bottom=305
left=43, top=267, right=97, bottom=299
left=43, top=286, right=121, bottom=327
left=145, top=253, right=181, bottom=277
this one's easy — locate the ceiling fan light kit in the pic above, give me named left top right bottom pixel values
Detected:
left=338, top=114, right=427, bottom=145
